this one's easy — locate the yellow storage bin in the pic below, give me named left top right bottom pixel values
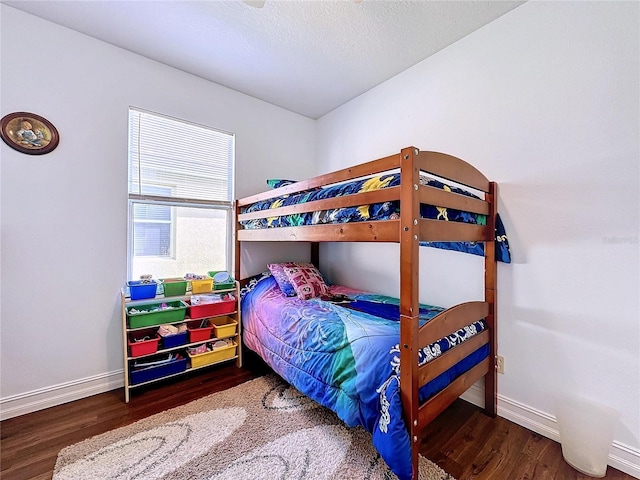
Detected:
left=211, top=316, right=238, bottom=338
left=190, top=277, right=213, bottom=294
left=189, top=342, right=237, bottom=368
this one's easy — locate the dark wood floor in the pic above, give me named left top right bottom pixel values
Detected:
left=1, top=359, right=634, bottom=480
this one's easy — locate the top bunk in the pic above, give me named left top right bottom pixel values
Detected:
left=236, top=146, right=510, bottom=262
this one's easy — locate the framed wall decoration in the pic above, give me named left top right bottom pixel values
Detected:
left=0, top=112, right=59, bottom=155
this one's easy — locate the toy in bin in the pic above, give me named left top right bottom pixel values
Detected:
left=128, top=331, right=160, bottom=357
left=130, top=353, right=187, bottom=385
left=188, top=339, right=237, bottom=368
left=191, top=293, right=227, bottom=305
left=187, top=319, right=215, bottom=342
left=127, top=300, right=188, bottom=328
left=158, top=323, right=187, bottom=348
left=185, top=273, right=213, bottom=294
left=189, top=293, right=236, bottom=319
left=208, top=271, right=235, bottom=290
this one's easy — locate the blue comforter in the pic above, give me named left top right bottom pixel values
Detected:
left=241, top=274, right=489, bottom=479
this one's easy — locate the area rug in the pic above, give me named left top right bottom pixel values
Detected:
left=53, top=375, right=455, bottom=480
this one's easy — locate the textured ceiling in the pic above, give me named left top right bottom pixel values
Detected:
left=3, top=0, right=525, bottom=119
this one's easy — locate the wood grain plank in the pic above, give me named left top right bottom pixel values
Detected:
left=419, top=301, right=489, bottom=347
left=416, top=151, right=491, bottom=192
left=237, top=220, right=399, bottom=242
left=418, top=330, right=490, bottom=386
left=419, top=218, right=492, bottom=242
left=484, top=181, right=498, bottom=417
left=398, top=146, right=421, bottom=480
left=419, top=184, right=490, bottom=215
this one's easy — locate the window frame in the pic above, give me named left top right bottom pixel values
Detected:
left=126, top=107, right=235, bottom=280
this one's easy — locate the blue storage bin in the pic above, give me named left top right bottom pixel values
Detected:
left=127, top=280, right=158, bottom=300
left=130, top=356, right=187, bottom=385
left=161, top=330, right=188, bottom=348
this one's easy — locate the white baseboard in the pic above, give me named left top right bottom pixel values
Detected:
left=0, top=370, right=124, bottom=421
left=460, top=385, right=640, bottom=479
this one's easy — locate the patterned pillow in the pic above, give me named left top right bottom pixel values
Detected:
left=283, top=265, right=329, bottom=300
left=267, top=262, right=311, bottom=296
left=266, top=179, right=297, bottom=189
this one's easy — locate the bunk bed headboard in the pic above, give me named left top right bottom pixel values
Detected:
left=417, top=150, right=490, bottom=192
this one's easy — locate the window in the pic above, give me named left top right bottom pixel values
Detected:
left=132, top=186, right=173, bottom=257
left=128, top=108, right=234, bottom=280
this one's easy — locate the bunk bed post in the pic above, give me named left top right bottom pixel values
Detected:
left=310, top=242, right=319, bottom=268
left=484, top=182, right=498, bottom=417
left=234, top=200, right=241, bottom=283
left=399, top=146, right=421, bottom=479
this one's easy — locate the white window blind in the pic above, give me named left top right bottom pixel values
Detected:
left=128, top=108, right=233, bottom=204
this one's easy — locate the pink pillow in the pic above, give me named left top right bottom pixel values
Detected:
left=283, top=265, right=329, bottom=300
left=267, top=262, right=312, bottom=296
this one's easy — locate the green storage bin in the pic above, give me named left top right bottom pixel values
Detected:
left=127, top=300, right=188, bottom=329
left=161, top=278, right=188, bottom=297
left=207, top=271, right=235, bottom=291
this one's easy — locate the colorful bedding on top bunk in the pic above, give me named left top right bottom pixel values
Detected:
left=240, top=272, right=490, bottom=480
left=240, top=174, right=511, bottom=263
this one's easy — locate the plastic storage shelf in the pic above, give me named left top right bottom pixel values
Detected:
left=121, top=280, right=241, bottom=402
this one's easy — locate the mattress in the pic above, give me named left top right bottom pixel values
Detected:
left=239, top=173, right=511, bottom=263
left=241, top=273, right=490, bottom=479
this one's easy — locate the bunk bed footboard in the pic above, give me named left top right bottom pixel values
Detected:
left=404, top=300, right=496, bottom=479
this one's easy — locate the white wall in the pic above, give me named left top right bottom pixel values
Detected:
left=0, top=6, right=315, bottom=415
left=317, top=0, right=639, bottom=474
left=2, top=1, right=639, bottom=475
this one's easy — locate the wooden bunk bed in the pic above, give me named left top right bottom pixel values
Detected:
left=234, top=146, right=498, bottom=480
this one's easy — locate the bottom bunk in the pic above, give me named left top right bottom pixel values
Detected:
left=240, top=272, right=491, bottom=480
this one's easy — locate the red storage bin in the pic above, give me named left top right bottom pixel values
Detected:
left=189, top=295, right=236, bottom=319
left=128, top=332, right=160, bottom=357
left=187, top=319, right=215, bottom=343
